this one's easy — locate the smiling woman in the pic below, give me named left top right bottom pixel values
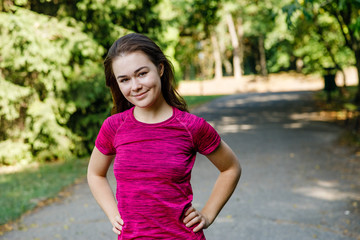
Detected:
left=103, top=33, right=188, bottom=115
left=112, top=51, right=168, bottom=122
left=87, top=33, right=241, bottom=240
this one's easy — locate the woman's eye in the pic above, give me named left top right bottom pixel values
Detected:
left=119, top=78, right=129, bottom=83
left=138, top=72, right=147, bottom=77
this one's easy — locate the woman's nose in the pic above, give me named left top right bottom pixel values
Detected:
left=131, top=77, right=142, bottom=91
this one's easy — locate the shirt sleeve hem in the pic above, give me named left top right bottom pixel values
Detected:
left=95, top=142, right=116, bottom=156
left=199, top=136, right=221, bottom=155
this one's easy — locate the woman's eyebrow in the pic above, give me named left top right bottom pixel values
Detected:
left=116, top=66, right=148, bottom=79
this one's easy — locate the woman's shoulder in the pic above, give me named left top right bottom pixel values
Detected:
left=175, top=108, right=199, bottom=120
left=174, top=108, right=206, bottom=128
left=103, top=108, right=131, bottom=128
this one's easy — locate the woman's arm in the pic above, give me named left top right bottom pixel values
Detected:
left=183, top=140, right=241, bottom=232
left=87, top=147, right=123, bottom=235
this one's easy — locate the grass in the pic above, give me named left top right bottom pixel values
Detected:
left=0, top=94, right=224, bottom=228
left=184, top=94, right=224, bottom=109
left=0, top=158, right=88, bottom=226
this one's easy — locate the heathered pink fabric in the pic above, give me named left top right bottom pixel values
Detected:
left=95, top=107, right=221, bottom=240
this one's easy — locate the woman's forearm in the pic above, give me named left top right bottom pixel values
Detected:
left=201, top=165, right=241, bottom=224
left=88, top=174, right=119, bottom=222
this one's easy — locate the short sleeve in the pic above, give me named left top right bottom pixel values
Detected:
left=193, top=118, right=221, bottom=155
left=95, top=117, right=117, bottom=155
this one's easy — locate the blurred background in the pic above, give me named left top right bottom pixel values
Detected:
left=0, top=0, right=359, bottom=229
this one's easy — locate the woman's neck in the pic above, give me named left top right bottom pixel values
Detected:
left=133, top=99, right=173, bottom=124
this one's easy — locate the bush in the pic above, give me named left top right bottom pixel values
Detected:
left=0, top=7, right=108, bottom=165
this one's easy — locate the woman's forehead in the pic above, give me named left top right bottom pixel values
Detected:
left=112, top=51, right=154, bottom=73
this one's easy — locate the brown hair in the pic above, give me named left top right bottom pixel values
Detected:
left=104, top=33, right=188, bottom=114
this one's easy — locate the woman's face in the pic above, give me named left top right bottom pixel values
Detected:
left=112, top=51, right=164, bottom=109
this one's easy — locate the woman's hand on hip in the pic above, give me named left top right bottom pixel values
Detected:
left=112, top=215, right=124, bottom=235
left=183, top=206, right=210, bottom=232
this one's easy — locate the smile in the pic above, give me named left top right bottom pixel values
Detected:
left=132, top=90, right=149, bottom=98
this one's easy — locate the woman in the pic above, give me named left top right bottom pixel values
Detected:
left=87, top=33, right=241, bottom=239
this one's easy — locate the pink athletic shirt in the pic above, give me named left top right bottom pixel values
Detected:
left=95, top=106, right=221, bottom=239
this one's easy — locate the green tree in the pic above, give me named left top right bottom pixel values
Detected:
left=172, top=0, right=222, bottom=80
left=1, top=0, right=164, bottom=51
left=0, top=7, right=104, bottom=165
left=283, top=0, right=360, bottom=100
left=74, top=0, right=162, bottom=50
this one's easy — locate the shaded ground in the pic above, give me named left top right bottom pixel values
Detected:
left=2, top=91, right=360, bottom=240
left=192, top=92, right=360, bottom=240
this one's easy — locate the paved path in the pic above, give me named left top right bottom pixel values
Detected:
left=2, top=91, right=360, bottom=240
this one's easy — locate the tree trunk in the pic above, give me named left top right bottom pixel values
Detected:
left=236, top=17, right=244, bottom=74
left=339, top=69, right=347, bottom=88
left=354, top=49, right=360, bottom=103
left=296, top=58, right=304, bottom=73
left=211, top=33, right=223, bottom=80
left=218, top=34, right=232, bottom=75
left=183, top=65, right=190, bottom=80
left=223, top=59, right=233, bottom=76
left=226, top=13, right=242, bottom=80
left=314, top=17, right=346, bottom=92
left=258, top=34, right=268, bottom=77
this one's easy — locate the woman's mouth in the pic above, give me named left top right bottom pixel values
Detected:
left=133, top=90, right=149, bottom=99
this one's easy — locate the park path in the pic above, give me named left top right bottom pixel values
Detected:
left=2, top=91, right=360, bottom=240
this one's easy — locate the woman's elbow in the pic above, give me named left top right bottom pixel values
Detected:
left=233, top=159, right=242, bottom=182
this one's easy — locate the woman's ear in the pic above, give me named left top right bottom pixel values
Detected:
left=158, top=63, right=164, bottom=77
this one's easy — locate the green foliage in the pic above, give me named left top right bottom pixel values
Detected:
left=282, top=0, right=358, bottom=74
left=66, top=67, right=112, bottom=155
left=174, top=0, right=221, bottom=39
left=0, top=77, right=31, bottom=121
left=242, top=0, right=293, bottom=73
left=0, top=7, right=105, bottom=165
left=292, top=15, right=354, bottom=74
left=0, top=140, right=32, bottom=166
left=172, top=0, right=222, bottom=80
left=74, top=0, right=161, bottom=50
